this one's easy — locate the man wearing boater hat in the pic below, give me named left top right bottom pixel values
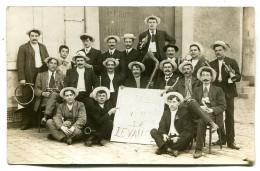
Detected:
left=34, top=57, right=64, bottom=126
left=102, top=35, right=125, bottom=78
left=85, top=87, right=118, bottom=146
left=163, top=43, right=183, bottom=77
left=138, top=15, right=176, bottom=77
left=123, top=61, right=148, bottom=88
left=46, top=87, right=86, bottom=145
left=101, top=58, right=123, bottom=107
left=121, top=33, right=142, bottom=79
left=150, top=92, right=193, bottom=157
left=209, top=41, right=241, bottom=150
left=193, top=66, right=226, bottom=158
left=64, top=51, right=99, bottom=108
left=78, top=33, right=103, bottom=76
left=17, top=28, right=49, bottom=130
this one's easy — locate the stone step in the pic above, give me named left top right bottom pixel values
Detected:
left=238, top=93, right=255, bottom=99
left=242, top=86, right=255, bottom=94
left=236, top=81, right=250, bottom=88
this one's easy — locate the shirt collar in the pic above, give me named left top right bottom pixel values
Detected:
left=126, top=48, right=133, bottom=53
left=170, top=109, right=178, bottom=115
left=48, top=70, right=56, bottom=75
left=203, top=84, right=211, bottom=91
left=30, top=42, right=38, bottom=46
left=165, top=73, right=173, bottom=80
left=167, top=57, right=176, bottom=61
left=135, top=76, right=141, bottom=80
left=85, top=47, right=92, bottom=52
left=76, top=67, right=85, bottom=72
left=109, top=49, right=116, bottom=54
left=58, top=56, right=71, bottom=62
left=99, top=104, right=104, bottom=108
left=149, top=29, right=156, bottom=35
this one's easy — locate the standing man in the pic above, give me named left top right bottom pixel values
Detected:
left=17, top=28, right=49, bottom=130
left=121, top=33, right=142, bottom=79
left=78, top=33, right=103, bottom=76
left=150, top=92, right=193, bottom=157
left=58, top=45, right=74, bottom=75
left=193, top=66, right=226, bottom=158
left=138, top=15, right=176, bottom=77
left=209, top=41, right=241, bottom=150
left=102, top=35, right=125, bottom=78
left=101, top=58, right=123, bottom=107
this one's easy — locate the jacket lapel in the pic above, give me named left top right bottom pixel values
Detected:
left=72, top=101, right=78, bottom=119
left=43, top=71, right=48, bottom=89
left=28, top=42, right=35, bottom=61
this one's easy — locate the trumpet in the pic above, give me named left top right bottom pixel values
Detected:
left=223, top=62, right=236, bottom=82
left=84, top=127, right=96, bottom=135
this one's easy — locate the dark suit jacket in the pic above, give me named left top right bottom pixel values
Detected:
left=209, top=57, right=241, bottom=99
left=122, top=48, right=143, bottom=79
left=102, top=49, right=126, bottom=78
left=123, top=76, right=149, bottom=88
left=53, top=101, right=86, bottom=130
left=78, top=47, right=102, bottom=76
left=17, top=41, right=49, bottom=83
left=172, top=57, right=184, bottom=77
left=137, top=29, right=176, bottom=61
left=193, top=84, right=227, bottom=127
left=158, top=108, right=193, bottom=140
left=101, top=72, right=123, bottom=92
left=155, top=74, right=179, bottom=89
left=188, top=57, right=208, bottom=78
left=64, top=67, right=99, bottom=96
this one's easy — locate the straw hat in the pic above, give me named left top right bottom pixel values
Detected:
left=60, top=87, right=79, bottom=98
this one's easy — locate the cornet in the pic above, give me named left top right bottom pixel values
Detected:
left=223, top=62, right=237, bottom=82
left=84, top=127, right=96, bottom=135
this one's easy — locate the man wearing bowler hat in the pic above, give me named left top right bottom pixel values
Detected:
left=138, top=15, right=176, bottom=77
left=209, top=41, right=241, bottom=150
left=78, top=33, right=103, bottom=76
left=17, top=28, right=49, bottom=130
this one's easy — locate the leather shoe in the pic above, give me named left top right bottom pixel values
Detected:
left=212, top=139, right=226, bottom=145
left=85, top=136, right=94, bottom=146
left=47, top=134, right=55, bottom=140
left=193, top=149, right=202, bottom=159
left=227, top=142, right=240, bottom=150
left=155, top=148, right=166, bottom=155
left=66, top=138, right=72, bottom=145
left=166, top=148, right=175, bottom=156
left=99, top=139, right=108, bottom=146
left=21, top=125, right=29, bottom=130
left=41, top=118, right=47, bottom=126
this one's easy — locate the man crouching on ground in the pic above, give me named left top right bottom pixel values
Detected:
left=150, top=92, right=193, bottom=157
left=46, top=87, right=86, bottom=145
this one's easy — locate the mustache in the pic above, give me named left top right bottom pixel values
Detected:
left=202, top=79, right=210, bottom=81
left=184, top=72, right=190, bottom=74
left=165, top=70, right=171, bottom=72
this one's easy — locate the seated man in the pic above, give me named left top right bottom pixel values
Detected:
left=34, top=57, right=64, bottom=126
left=123, top=61, right=148, bottom=88
left=193, top=66, right=226, bottom=158
left=46, top=87, right=86, bottom=145
left=85, top=87, right=118, bottom=146
left=150, top=92, right=193, bottom=157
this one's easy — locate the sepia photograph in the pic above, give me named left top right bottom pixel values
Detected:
left=5, top=3, right=255, bottom=166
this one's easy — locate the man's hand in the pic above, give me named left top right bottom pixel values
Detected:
left=108, top=108, right=118, bottom=116
left=141, top=36, right=148, bottom=45
left=163, top=134, right=168, bottom=142
left=165, top=86, right=171, bottom=91
left=42, top=92, right=51, bottom=98
left=61, top=126, right=72, bottom=137
left=85, top=63, right=93, bottom=69
left=20, top=80, right=26, bottom=86
left=69, top=126, right=75, bottom=133
left=171, top=137, right=179, bottom=143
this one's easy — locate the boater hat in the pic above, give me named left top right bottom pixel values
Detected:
left=60, top=87, right=79, bottom=98
left=178, top=61, right=193, bottom=74
left=144, top=15, right=161, bottom=25
left=104, top=35, right=120, bottom=43
left=26, top=28, right=42, bottom=35
left=159, top=59, right=177, bottom=72
left=103, top=58, right=119, bottom=67
left=189, top=42, right=204, bottom=55
left=197, top=66, right=217, bottom=82
left=128, top=61, right=146, bottom=72
left=210, top=40, right=230, bottom=51
left=163, top=92, right=184, bottom=105
left=89, top=86, right=110, bottom=101
left=44, top=57, right=62, bottom=66
left=72, top=51, right=90, bottom=62
left=121, top=33, right=136, bottom=40
left=163, top=43, right=179, bottom=52
left=80, top=33, right=95, bottom=42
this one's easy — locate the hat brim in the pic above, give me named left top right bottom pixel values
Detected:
left=26, top=29, right=42, bottom=35
left=178, top=61, right=193, bottom=74
left=197, top=66, right=217, bottom=82
left=90, top=86, right=110, bottom=101
left=163, top=44, right=179, bottom=52
left=60, top=87, right=79, bottom=99
left=103, top=58, right=119, bottom=67
left=80, top=34, right=95, bottom=42
left=144, top=15, right=161, bottom=25
left=128, top=61, right=145, bottom=72
left=121, top=36, right=136, bottom=40
left=44, top=57, right=62, bottom=66
left=189, top=42, right=204, bottom=55
left=104, top=36, right=120, bottom=43
left=210, top=42, right=229, bottom=51
left=163, top=92, right=184, bottom=105
left=72, top=55, right=90, bottom=62
left=159, top=60, right=178, bottom=72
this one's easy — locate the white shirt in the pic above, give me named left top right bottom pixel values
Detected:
left=167, top=57, right=176, bottom=61
left=76, top=67, right=86, bottom=92
left=30, top=42, right=42, bottom=68
left=108, top=73, right=115, bottom=92
left=148, top=29, right=157, bottom=52
left=165, top=73, right=173, bottom=82
left=85, top=47, right=92, bottom=54
left=218, top=60, right=224, bottom=81
left=191, top=59, right=199, bottom=69
left=169, top=109, right=179, bottom=136
left=203, top=84, right=211, bottom=92
left=67, top=104, right=73, bottom=111
left=48, top=70, right=56, bottom=86
left=99, top=104, right=104, bottom=109
left=126, top=48, right=132, bottom=54
left=109, top=49, right=116, bottom=55
left=135, top=77, right=141, bottom=88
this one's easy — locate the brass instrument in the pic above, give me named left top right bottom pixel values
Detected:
left=139, top=35, right=148, bottom=50
left=145, top=49, right=159, bottom=88
left=160, top=77, right=180, bottom=97
left=223, top=61, right=237, bottom=82
left=84, top=127, right=96, bottom=135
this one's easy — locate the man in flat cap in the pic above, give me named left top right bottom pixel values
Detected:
left=209, top=41, right=241, bottom=150
left=193, top=66, right=226, bottom=158
left=101, top=58, right=123, bottom=107
left=138, top=15, right=176, bottom=78
left=34, top=57, right=64, bottom=126
left=123, top=61, right=148, bottom=88
left=121, top=33, right=142, bottom=79
left=46, top=87, right=86, bottom=145
left=102, top=35, right=126, bottom=78
left=58, top=45, right=74, bottom=75
left=78, top=33, right=103, bottom=76
left=150, top=92, right=193, bottom=157
left=17, top=28, right=49, bottom=130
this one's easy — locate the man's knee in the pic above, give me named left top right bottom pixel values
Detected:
left=46, top=119, right=54, bottom=126
left=150, top=128, right=159, bottom=136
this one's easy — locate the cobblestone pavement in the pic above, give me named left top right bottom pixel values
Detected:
left=7, top=98, right=255, bottom=165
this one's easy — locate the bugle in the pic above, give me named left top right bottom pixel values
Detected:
left=223, top=61, right=236, bottom=82
left=145, top=49, right=159, bottom=88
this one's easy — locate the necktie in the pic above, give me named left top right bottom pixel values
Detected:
left=49, top=72, right=55, bottom=88
left=110, top=51, right=113, bottom=56
left=126, top=50, right=129, bottom=55
left=203, top=87, right=209, bottom=97
left=151, top=32, right=155, bottom=42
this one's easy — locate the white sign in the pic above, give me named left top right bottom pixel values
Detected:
left=111, top=88, right=165, bottom=144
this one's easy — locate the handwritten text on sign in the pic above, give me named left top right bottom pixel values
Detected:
left=111, top=88, right=164, bottom=144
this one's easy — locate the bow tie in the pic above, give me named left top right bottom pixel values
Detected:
left=165, top=76, right=171, bottom=80
left=62, top=60, right=68, bottom=66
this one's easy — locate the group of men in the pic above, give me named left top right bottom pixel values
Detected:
left=16, top=15, right=241, bottom=159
